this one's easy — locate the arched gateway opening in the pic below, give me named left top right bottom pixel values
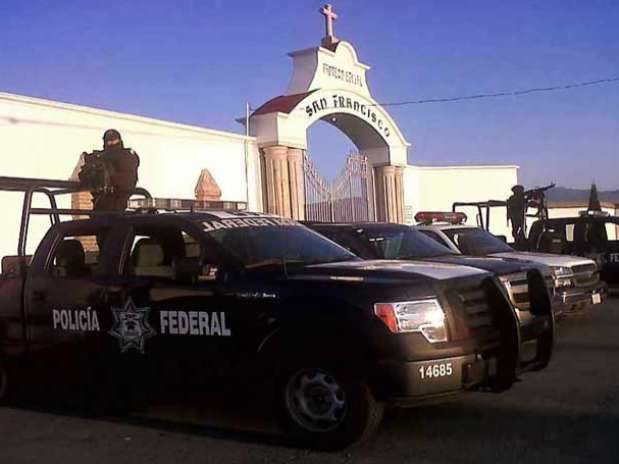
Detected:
left=304, top=114, right=384, bottom=222
left=249, top=8, right=410, bottom=222
left=304, top=139, right=373, bottom=222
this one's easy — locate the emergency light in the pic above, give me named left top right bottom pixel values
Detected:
left=414, top=211, right=467, bottom=225
left=127, top=198, right=248, bottom=212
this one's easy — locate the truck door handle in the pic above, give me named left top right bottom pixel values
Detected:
left=32, top=290, right=47, bottom=301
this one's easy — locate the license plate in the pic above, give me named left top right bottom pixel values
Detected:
left=592, top=293, right=602, bottom=304
left=418, top=362, right=454, bottom=380
left=609, top=253, right=619, bottom=264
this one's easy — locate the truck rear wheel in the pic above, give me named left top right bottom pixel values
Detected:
left=276, top=365, right=383, bottom=450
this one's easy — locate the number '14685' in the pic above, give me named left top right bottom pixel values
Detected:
left=419, top=362, right=453, bottom=379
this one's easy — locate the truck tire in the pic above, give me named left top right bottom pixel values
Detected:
left=276, top=365, right=383, bottom=450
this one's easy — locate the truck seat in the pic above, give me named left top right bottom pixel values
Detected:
left=54, top=239, right=90, bottom=278
left=131, top=238, right=173, bottom=278
left=536, top=230, right=565, bottom=254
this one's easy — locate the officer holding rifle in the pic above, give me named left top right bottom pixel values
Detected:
left=78, top=129, right=140, bottom=211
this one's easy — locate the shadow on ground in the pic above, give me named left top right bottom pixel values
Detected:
left=6, top=388, right=619, bottom=464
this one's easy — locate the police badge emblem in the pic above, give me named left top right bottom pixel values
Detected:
left=109, top=298, right=156, bottom=353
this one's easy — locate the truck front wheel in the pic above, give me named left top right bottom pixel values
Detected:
left=276, top=365, right=383, bottom=450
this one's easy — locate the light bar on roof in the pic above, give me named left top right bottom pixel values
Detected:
left=127, top=198, right=248, bottom=211
left=415, top=211, right=467, bottom=225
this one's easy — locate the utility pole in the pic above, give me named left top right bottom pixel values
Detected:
left=244, top=103, right=251, bottom=208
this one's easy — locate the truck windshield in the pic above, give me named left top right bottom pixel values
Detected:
left=359, top=226, right=456, bottom=260
left=443, top=228, right=514, bottom=255
left=198, top=219, right=357, bottom=268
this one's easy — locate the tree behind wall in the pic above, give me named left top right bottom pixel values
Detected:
left=588, top=183, right=602, bottom=211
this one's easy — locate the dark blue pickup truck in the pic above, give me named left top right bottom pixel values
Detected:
left=0, top=177, right=554, bottom=449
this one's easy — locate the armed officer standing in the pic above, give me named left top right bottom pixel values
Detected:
left=507, top=184, right=526, bottom=245
left=79, top=129, right=140, bottom=211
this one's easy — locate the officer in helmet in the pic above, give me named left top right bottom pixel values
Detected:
left=506, top=184, right=526, bottom=244
left=79, top=129, right=140, bottom=211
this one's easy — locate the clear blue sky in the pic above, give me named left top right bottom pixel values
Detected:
left=2, top=0, right=618, bottom=188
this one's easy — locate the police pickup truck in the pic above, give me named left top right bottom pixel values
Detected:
left=0, top=177, right=551, bottom=449
left=303, top=221, right=555, bottom=351
left=527, top=213, right=619, bottom=291
left=414, top=212, right=607, bottom=313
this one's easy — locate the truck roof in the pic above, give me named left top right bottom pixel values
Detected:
left=57, top=210, right=284, bottom=228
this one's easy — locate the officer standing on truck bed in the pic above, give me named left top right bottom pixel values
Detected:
left=78, top=129, right=140, bottom=211
left=507, top=184, right=526, bottom=245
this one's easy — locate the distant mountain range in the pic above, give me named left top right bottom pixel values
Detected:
left=543, top=186, right=619, bottom=204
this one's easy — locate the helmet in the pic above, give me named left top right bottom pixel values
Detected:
left=102, top=129, right=122, bottom=143
left=511, top=184, right=524, bottom=194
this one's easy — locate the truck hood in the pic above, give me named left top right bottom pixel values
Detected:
left=490, top=251, right=595, bottom=268
left=306, top=259, right=488, bottom=281
left=422, top=255, right=538, bottom=276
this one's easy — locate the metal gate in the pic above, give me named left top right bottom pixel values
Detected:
left=304, top=152, right=375, bottom=222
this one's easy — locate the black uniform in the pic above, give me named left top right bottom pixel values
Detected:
left=506, top=186, right=526, bottom=244
left=93, top=145, right=140, bottom=211
left=79, top=145, right=140, bottom=211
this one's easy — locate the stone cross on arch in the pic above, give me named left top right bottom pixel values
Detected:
left=320, top=4, right=339, bottom=45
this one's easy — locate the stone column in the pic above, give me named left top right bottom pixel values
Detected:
left=394, top=166, right=405, bottom=223
left=374, top=165, right=405, bottom=223
left=261, top=145, right=292, bottom=217
left=287, top=148, right=305, bottom=220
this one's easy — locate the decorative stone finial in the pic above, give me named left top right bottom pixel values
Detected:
left=194, top=168, right=222, bottom=201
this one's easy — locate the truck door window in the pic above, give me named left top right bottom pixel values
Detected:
left=125, top=227, right=207, bottom=282
left=419, top=230, right=446, bottom=246
left=50, top=233, right=105, bottom=278
left=604, top=222, right=617, bottom=241
left=321, top=230, right=354, bottom=252
left=586, top=222, right=608, bottom=248
left=565, top=224, right=575, bottom=242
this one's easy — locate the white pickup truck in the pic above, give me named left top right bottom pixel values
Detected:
left=415, top=212, right=606, bottom=314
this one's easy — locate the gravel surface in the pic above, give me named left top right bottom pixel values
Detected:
left=1, top=299, right=618, bottom=464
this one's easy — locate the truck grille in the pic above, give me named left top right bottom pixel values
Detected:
left=572, top=263, right=597, bottom=275
left=572, top=263, right=600, bottom=287
left=456, top=286, right=494, bottom=332
left=499, top=272, right=530, bottom=311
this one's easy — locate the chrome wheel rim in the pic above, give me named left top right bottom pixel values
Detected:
left=285, top=368, right=348, bottom=433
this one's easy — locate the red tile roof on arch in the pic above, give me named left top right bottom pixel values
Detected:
left=251, top=90, right=318, bottom=116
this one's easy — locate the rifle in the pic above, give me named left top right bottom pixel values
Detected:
left=525, top=183, right=555, bottom=220
left=78, top=151, right=115, bottom=195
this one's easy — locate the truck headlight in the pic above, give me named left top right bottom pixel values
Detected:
left=551, top=266, right=574, bottom=288
left=551, top=266, right=573, bottom=278
left=374, top=299, right=447, bottom=343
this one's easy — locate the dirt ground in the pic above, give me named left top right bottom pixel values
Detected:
left=2, top=299, right=618, bottom=464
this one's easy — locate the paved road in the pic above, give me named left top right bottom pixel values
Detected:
left=2, top=300, right=618, bottom=464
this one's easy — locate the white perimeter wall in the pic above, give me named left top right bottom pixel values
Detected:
left=0, top=93, right=261, bottom=259
left=403, top=164, right=519, bottom=238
